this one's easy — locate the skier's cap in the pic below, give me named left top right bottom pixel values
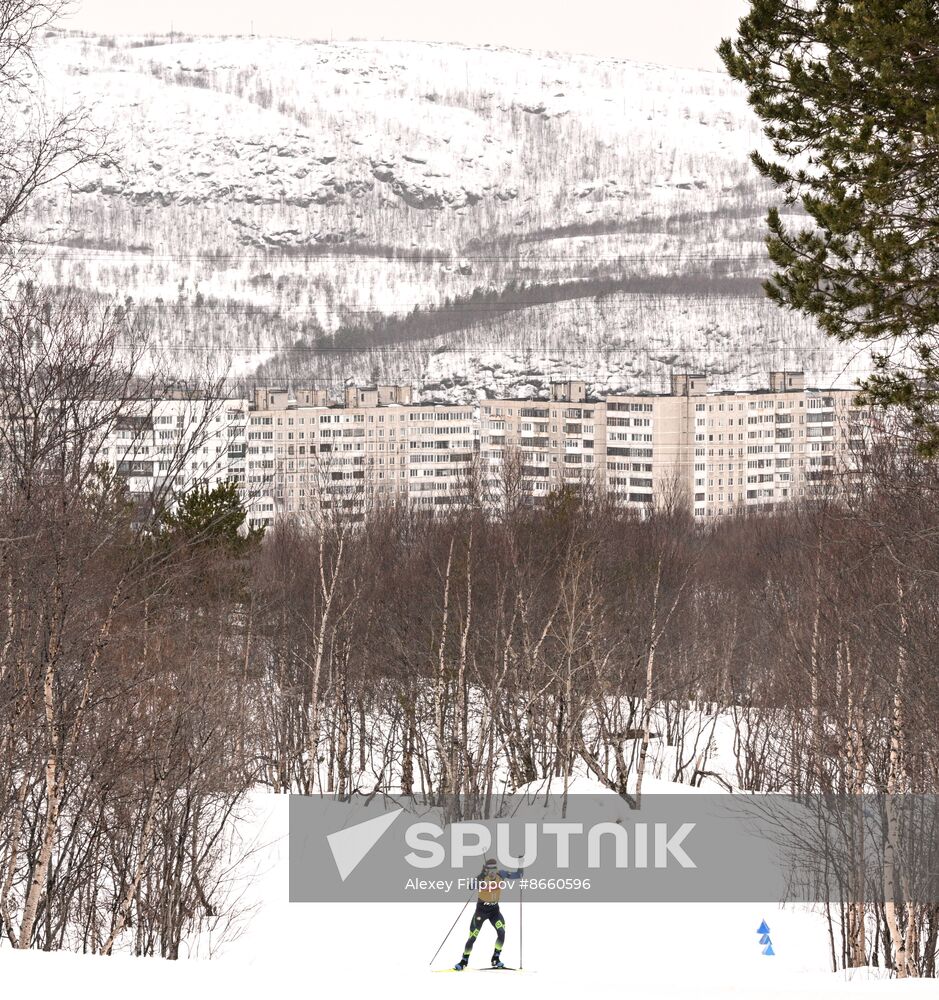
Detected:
left=483, top=858, right=498, bottom=868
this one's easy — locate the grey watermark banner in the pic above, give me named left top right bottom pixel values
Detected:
left=289, top=793, right=939, bottom=903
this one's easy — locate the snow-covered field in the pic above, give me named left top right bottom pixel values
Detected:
left=1, top=786, right=932, bottom=999
left=0, top=705, right=930, bottom=995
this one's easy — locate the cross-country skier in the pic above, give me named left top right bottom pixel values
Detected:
left=454, top=858, right=523, bottom=970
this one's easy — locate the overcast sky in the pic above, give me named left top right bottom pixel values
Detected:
left=65, top=0, right=750, bottom=71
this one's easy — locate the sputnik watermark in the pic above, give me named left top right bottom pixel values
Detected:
left=326, top=808, right=403, bottom=881
left=293, top=793, right=939, bottom=903
left=404, top=821, right=697, bottom=870
left=325, top=813, right=696, bottom=883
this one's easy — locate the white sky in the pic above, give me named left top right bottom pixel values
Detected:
left=64, top=0, right=750, bottom=70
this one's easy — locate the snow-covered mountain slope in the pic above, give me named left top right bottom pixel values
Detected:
left=23, top=30, right=863, bottom=390
left=33, top=32, right=764, bottom=249
left=252, top=291, right=869, bottom=400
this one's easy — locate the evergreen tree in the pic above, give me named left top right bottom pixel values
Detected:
left=160, top=480, right=259, bottom=551
left=720, top=0, right=939, bottom=451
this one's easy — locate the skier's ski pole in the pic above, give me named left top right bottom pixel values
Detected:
left=519, top=878, right=524, bottom=970
left=428, top=893, right=473, bottom=967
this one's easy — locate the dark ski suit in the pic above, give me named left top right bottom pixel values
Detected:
left=459, top=866, right=522, bottom=965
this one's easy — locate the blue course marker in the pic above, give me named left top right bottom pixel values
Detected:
left=757, top=920, right=770, bottom=935
left=762, top=944, right=776, bottom=956
left=759, top=934, right=770, bottom=945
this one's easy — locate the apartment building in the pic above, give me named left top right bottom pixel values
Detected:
left=97, top=373, right=868, bottom=529
left=602, top=371, right=867, bottom=518
left=603, top=380, right=685, bottom=511
left=102, top=391, right=248, bottom=509
left=479, top=380, right=605, bottom=505
left=244, top=385, right=477, bottom=529
left=477, top=372, right=867, bottom=517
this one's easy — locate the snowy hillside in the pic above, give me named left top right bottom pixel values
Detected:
left=249, top=290, right=870, bottom=400
left=32, top=32, right=765, bottom=255
left=20, top=29, right=867, bottom=390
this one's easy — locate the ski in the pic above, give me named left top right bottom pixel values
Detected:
left=433, top=966, right=524, bottom=973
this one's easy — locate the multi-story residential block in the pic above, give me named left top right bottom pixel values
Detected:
left=98, top=373, right=870, bottom=530
left=479, top=380, right=605, bottom=505
left=102, top=390, right=248, bottom=512
left=600, top=371, right=867, bottom=518
left=244, top=385, right=477, bottom=529
left=480, top=372, right=867, bottom=518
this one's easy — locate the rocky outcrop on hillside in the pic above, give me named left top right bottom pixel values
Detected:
left=37, top=33, right=760, bottom=235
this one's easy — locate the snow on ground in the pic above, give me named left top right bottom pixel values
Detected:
left=2, top=786, right=934, bottom=999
